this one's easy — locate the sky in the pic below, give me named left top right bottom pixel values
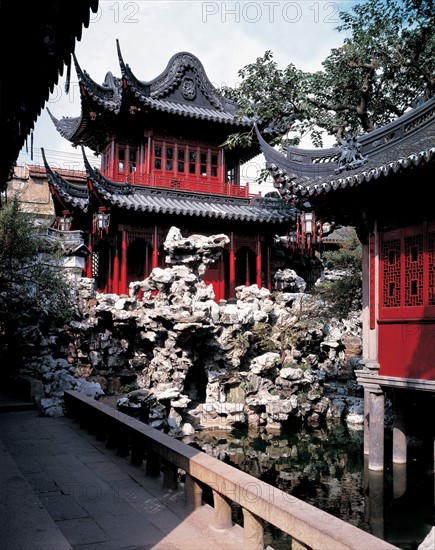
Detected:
left=17, top=0, right=355, bottom=192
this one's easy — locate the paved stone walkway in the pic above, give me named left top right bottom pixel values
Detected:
left=0, top=407, right=248, bottom=550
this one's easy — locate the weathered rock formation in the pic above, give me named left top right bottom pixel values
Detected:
left=20, top=226, right=364, bottom=434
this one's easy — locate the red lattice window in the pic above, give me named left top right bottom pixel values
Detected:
left=404, top=234, right=424, bottom=307
left=380, top=223, right=435, bottom=319
left=428, top=232, right=435, bottom=306
left=382, top=238, right=401, bottom=308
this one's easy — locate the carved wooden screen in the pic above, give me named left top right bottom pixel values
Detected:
left=379, top=222, right=435, bottom=379
left=428, top=230, right=435, bottom=306
left=380, top=222, right=435, bottom=320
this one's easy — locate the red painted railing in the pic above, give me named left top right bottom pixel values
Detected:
left=104, top=171, right=250, bottom=198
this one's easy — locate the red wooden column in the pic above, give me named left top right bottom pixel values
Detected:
left=266, top=243, right=272, bottom=292
left=143, top=244, right=150, bottom=280
left=112, top=233, right=119, bottom=295
left=152, top=225, right=159, bottom=269
left=256, top=236, right=262, bottom=289
left=219, top=149, right=225, bottom=185
left=219, top=256, right=225, bottom=301
left=145, top=134, right=152, bottom=176
left=229, top=232, right=236, bottom=297
left=120, top=228, right=128, bottom=295
left=245, top=250, right=250, bottom=286
left=369, top=233, right=376, bottom=330
left=86, top=233, right=93, bottom=278
left=107, top=248, right=113, bottom=293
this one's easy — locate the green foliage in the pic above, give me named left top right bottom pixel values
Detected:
left=119, top=382, right=139, bottom=393
left=220, top=0, right=435, bottom=149
left=219, top=50, right=311, bottom=149
left=240, top=381, right=255, bottom=394
left=314, top=272, right=362, bottom=321
left=321, top=228, right=362, bottom=270
left=0, top=197, right=75, bottom=368
left=282, top=361, right=311, bottom=372
left=314, top=228, right=363, bottom=320
left=250, top=322, right=277, bottom=353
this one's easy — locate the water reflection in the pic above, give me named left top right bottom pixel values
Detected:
left=182, top=422, right=434, bottom=550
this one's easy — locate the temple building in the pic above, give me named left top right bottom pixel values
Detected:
left=44, top=42, right=298, bottom=301
left=257, top=96, right=435, bottom=471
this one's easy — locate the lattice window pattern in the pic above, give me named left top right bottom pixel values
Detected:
left=92, top=252, right=99, bottom=278
left=382, top=239, right=401, bottom=308
left=404, top=234, right=424, bottom=307
left=429, top=232, right=435, bottom=306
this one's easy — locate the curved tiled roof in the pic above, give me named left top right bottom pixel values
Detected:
left=140, top=97, right=246, bottom=125
left=118, top=44, right=221, bottom=107
left=50, top=41, right=253, bottom=150
left=292, top=144, right=435, bottom=199
left=115, top=43, right=252, bottom=126
left=42, top=148, right=89, bottom=211
left=104, top=191, right=295, bottom=223
left=47, top=109, right=83, bottom=142
left=43, top=147, right=296, bottom=225
left=258, top=96, right=435, bottom=201
left=74, top=53, right=123, bottom=113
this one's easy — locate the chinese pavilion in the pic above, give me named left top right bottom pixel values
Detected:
left=44, top=42, right=296, bottom=301
left=257, top=96, right=435, bottom=471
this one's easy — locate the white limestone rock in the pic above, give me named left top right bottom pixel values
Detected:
left=418, top=527, right=435, bottom=550
left=250, top=352, right=281, bottom=374
left=75, top=378, right=105, bottom=399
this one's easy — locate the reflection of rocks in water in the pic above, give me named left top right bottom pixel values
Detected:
left=183, top=421, right=368, bottom=535
left=184, top=422, right=434, bottom=550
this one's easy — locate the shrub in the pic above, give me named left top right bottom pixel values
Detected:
left=0, top=196, right=75, bottom=371
left=314, top=228, right=362, bottom=320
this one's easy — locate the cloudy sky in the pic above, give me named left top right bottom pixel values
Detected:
left=17, top=0, right=354, bottom=190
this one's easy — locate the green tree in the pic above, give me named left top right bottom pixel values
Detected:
left=220, top=50, right=311, bottom=149
left=312, top=228, right=363, bottom=320
left=0, top=196, right=75, bottom=372
left=221, top=0, right=435, bottom=148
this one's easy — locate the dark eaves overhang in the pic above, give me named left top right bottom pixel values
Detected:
left=82, top=146, right=133, bottom=199
left=47, top=108, right=84, bottom=143
left=42, top=148, right=89, bottom=212
left=0, top=0, right=99, bottom=192
left=256, top=96, right=435, bottom=202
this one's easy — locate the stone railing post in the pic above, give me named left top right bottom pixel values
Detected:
left=146, top=448, right=161, bottom=477
left=162, top=459, right=178, bottom=490
left=212, top=490, right=232, bottom=530
left=242, top=508, right=264, bottom=550
left=185, top=474, right=202, bottom=509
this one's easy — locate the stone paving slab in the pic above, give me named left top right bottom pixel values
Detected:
left=0, top=409, right=248, bottom=550
left=0, top=440, right=72, bottom=550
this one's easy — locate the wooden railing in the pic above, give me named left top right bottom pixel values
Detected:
left=103, top=171, right=250, bottom=198
left=63, top=390, right=399, bottom=550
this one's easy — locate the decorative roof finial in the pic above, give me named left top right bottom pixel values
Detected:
left=334, top=135, right=368, bottom=174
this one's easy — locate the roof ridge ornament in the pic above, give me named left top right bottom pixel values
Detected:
left=334, top=135, right=368, bottom=174
left=148, top=51, right=223, bottom=109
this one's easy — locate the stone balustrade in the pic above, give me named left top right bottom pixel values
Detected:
left=63, top=390, right=399, bottom=550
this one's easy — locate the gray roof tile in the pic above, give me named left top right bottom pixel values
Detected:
left=258, top=96, right=435, bottom=201
left=44, top=148, right=296, bottom=225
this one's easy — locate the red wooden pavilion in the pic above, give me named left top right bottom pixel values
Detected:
left=44, top=42, right=297, bottom=300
